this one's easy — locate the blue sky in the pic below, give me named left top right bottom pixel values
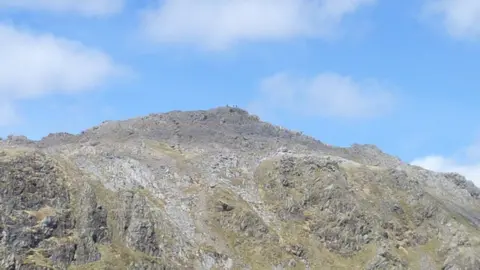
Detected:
left=1, top=0, right=480, bottom=183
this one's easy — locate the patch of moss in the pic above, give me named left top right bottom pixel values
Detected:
left=419, top=239, right=441, bottom=256
left=276, top=224, right=378, bottom=270
left=182, top=184, right=202, bottom=195
left=68, top=243, right=167, bottom=270
left=450, top=211, right=479, bottom=231
left=205, top=187, right=290, bottom=269
left=321, top=244, right=377, bottom=270
left=199, top=244, right=218, bottom=254
left=135, top=187, right=166, bottom=209
left=144, top=140, right=190, bottom=170
left=398, top=239, right=442, bottom=270
left=0, top=148, right=33, bottom=161
left=23, top=249, right=54, bottom=269
left=398, top=198, right=416, bottom=228
left=274, top=217, right=379, bottom=269
left=44, top=234, right=79, bottom=245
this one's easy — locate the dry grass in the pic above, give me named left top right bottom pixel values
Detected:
left=23, top=249, right=54, bottom=269
left=25, top=206, right=56, bottom=222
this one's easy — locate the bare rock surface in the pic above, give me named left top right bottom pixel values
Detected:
left=1, top=106, right=480, bottom=269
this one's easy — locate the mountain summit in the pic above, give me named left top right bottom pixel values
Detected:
left=1, top=107, right=480, bottom=269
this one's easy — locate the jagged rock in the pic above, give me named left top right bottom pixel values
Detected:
left=366, top=246, right=408, bottom=270
left=1, top=106, right=480, bottom=269
left=285, top=244, right=305, bottom=257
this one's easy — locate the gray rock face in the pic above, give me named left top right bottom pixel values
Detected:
left=1, top=106, right=480, bottom=269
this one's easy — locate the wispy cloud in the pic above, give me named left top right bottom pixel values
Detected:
left=412, top=138, right=480, bottom=186
left=423, top=0, right=480, bottom=40
left=0, top=0, right=125, bottom=16
left=249, top=72, right=395, bottom=120
left=0, top=23, right=125, bottom=126
left=140, top=0, right=376, bottom=50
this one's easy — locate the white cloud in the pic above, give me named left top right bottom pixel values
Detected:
left=140, top=0, right=376, bottom=50
left=0, top=24, right=123, bottom=126
left=249, top=72, right=394, bottom=119
left=411, top=139, right=480, bottom=185
left=0, top=0, right=124, bottom=16
left=423, top=0, right=480, bottom=39
left=412, top=156, right=480, bottom=186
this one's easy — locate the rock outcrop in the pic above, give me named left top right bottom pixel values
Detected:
left=1, top=106, right=480, bottom=269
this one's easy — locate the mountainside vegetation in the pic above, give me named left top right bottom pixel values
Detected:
left=1, top=107, right=480, bottom=270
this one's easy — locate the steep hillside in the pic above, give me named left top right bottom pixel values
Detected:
left=1, top=107, right=480, bottom=269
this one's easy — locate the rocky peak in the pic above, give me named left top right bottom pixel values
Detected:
left=2, top=107, right=480, bottom=269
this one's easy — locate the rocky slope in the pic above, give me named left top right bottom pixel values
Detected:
left=1, top=106, right=480, bottom=269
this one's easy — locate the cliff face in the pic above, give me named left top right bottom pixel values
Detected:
left=1, top=107, right=480, bottom=270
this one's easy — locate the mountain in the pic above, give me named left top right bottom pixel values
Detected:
left=1, top=106, right=480, bottom=270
